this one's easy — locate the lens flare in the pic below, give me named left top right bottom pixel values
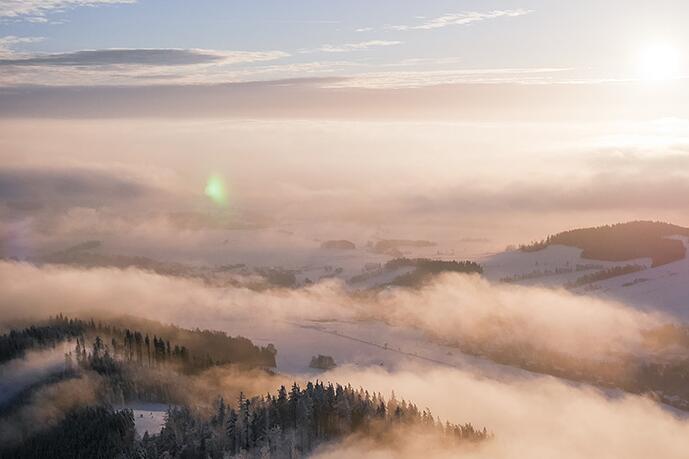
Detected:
left=204, top=174, right=229, bottom=206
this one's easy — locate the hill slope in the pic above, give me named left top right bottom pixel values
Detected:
left=521, top=221, right=689, bottom=267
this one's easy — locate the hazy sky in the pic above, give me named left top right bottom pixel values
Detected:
left=1, top=1, right=689, bottom=260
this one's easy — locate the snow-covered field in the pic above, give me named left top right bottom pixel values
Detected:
left=477, top=238, right=689, bottom=322
left=117, top=402, right=169, bottom=437
left=480, top=244, right=652, bottom=287
left=586, top=237, right=689, bottom=321
left=204, top=314, right=526, bottom=378
left=188, top=236, right=689, bottom=381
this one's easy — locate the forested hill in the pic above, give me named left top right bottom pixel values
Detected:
left=520, top=221, right=689, bottom=267
left=384, top=257, right=483, bottom=287
left=0, top=314, right=276, bottom=369
left=1, top=382, right=490, bottom=458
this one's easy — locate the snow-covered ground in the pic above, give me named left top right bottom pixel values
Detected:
left=205, top=315, right=516, bottom=377
left=586, top=237, right=689, bottom=321
left=213, top=316, right=584, bottom=384
left=117, top=402, right=169, bottom=437
left=480, top=244, right=652, bottom=287
left=477, top=237, right=689, bottom=322
left=197, top=238, right=688, bottom=379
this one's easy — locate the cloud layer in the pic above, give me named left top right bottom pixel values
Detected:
left=2, top=118, right=688, bottom=263
left=314, top=364, right=689, bottom=459
left=0, top=261, right=666, bottom=363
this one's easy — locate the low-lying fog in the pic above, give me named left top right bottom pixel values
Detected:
left=2, top=261, right=688, bottom=457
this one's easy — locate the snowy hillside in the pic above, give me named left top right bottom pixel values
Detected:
left=480, top=245, right=651, bottom=287
left=479, top=236, right=688, bottom=322
left=587, top=237, right=689, bottom=321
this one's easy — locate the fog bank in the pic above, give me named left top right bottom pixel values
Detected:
left=315, top=364, right=689, bottom=459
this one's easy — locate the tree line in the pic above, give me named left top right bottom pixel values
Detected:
left=384, top=257, right=483, bottom=287
left=519, top=221, right=689, bottom=267
left=1, top=381, right=490, bottom=458
left=1, top=314, right=277, bottom=370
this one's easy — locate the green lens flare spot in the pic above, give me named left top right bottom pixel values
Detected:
left=204, top=175, right=228, bottom=206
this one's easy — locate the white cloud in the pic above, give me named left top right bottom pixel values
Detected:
left=0, top=35, right=44, bottom=57
left=389, top=9, right=532, bottom=31
left=0, top=0, right=136, bottom=21
left=305, top=40, right=403, bottom=54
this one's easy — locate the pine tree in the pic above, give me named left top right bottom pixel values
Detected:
left=226, top=408, right=238, bottom=455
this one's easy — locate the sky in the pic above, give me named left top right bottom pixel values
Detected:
left=1, top=1, right=689, bottom=262
left=1, top=0, right=688, bottom=89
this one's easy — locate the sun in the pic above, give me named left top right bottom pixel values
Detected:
left=636, top=42, right=681, bottom=81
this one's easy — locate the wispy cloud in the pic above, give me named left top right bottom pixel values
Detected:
left=0, top=0, right=136, bottom=22
left=304, top=40, right=403, bottom=54
left=0, top=48, right=288, bottom=67
left=0, top=46, right=291, bottom=86
left=389, top=9, right=532, bottom=31
left=326, top=67, right=572, bottom=89
left=381, top=56, right=465, bottom=68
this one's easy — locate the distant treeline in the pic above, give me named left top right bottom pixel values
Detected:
left=64, top=336, right=242, bottom=404
left=0, top=318, right=83, bottom=364
left=565, top=265, right=645, bottom=289
left=0, top=314, right=276, bottom=370
left=520, top=221, right=689, bottom=267
left=384, top=257, right=483, bottom=287
left=2, top=382, right=489, bottom=458
left=500, top=263, right=605, bottom=283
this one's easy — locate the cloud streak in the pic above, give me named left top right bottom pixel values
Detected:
left=304, top=40, right=403, bottom=54
left=5, top=75, right=682, bottom=118
left=0, top=48, right=289, bottom=67
left=0, top=46, right=290, bottom=86
left=325, top=67, right=571, bottom=88
left=389, top=9, right=532, bottom=31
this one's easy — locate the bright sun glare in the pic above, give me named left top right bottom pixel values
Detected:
left=636, top=42, right=681, bottom=81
